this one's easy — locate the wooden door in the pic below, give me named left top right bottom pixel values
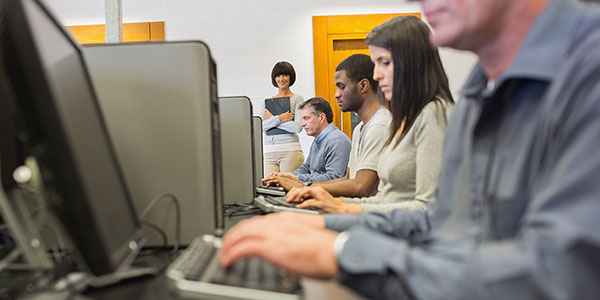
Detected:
left=67, top=21, right=165, bottom=44
left=313, top=13, right=420, bottom=138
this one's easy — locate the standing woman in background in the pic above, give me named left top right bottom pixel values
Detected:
left=262, top=61, right=305, bottom=175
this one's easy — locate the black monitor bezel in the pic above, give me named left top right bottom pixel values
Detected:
left=0, top=0, right=145, bottom=276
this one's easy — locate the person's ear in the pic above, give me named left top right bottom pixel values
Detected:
left=359, top=78, right=370, bottom=94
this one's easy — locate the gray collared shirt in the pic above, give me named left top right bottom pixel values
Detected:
left=291, top=123, right=351, bottom=182
left=325, top=0, right=600, bottom=299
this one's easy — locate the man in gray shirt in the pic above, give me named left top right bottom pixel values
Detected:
left=221, top=0, right=600, bottom=299
left=266, top=54, right=391, bottom=197
left=270, top=97, right=351, bottom=182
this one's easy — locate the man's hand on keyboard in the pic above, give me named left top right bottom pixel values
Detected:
left=287, top=186, right=362, bottom=214
left=267, top=172, right=297, bottom=180
left=263, top=176, right=302, bottom=191
left=219, top=214, right=338, bottom=279
left=263, top=172, right=302, bottom=191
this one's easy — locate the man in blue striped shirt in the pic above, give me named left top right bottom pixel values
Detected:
left=269, top=97, right=351, bottom=183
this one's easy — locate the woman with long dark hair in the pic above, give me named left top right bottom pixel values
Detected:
left=289, top=16, right=454, bottom=213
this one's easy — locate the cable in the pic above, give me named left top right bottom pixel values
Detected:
left=139, top=220, right=168, bottom=248
left=14, top=186, right=47, bottom=240
left=0, top=185, right=52, bottom=272
left=13, top=185, right=75, bottom=267
left=139, top=193, right=181, bottom=252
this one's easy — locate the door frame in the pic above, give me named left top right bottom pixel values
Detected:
left=312, top=13, right=420, bottom=137
left=326, top=33, right=366, bottom=135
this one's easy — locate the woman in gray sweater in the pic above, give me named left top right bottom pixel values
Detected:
left=262, top=61, right=305, bottom=175
left=289, top=16, right=454, bottom=213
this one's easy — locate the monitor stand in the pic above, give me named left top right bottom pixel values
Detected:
left=0, top=166, right=53, bottom=271
left=1, top=164, right=158, bottom=298
left=0, top=165, right=57, bottom=298
left=53, top=265, right=158, bottom=292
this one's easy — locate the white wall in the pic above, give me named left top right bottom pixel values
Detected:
left=44, top=0, right=478, bottom=155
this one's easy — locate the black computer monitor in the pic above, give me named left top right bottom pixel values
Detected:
left=219, top=97, right=255, bottom=204
left=0, top=0, right=144, bottom=276
left=252, top=116, right=264, bottom=187
left=83, top=42, right=223, bottom=246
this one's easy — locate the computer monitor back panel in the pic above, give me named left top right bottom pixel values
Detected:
left=252, top=116, right=264, bottom=186
left=219, top=97, right=255, bottom=204
left=83, top=42, right=222, bottom=246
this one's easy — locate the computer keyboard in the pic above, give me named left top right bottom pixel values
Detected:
left=256, top=185, right=286, bottom=197
left=253, top=195, right=321, bottom=215
left=257, top=184, right=284, bottom=192
left=209, top=255, right=299, bottom=293
left=166, top=235, right=301, bottom=299
left=264, top=195, right=321, bottom=212
left=262, top=195, right=294, bottom=208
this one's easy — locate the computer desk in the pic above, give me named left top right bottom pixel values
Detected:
left=82, top=271, right=366, bottom=300
left=81, top=213, right=366, bottom=300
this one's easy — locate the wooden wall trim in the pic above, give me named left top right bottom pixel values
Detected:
left=312, top=16, right=329, bottom=100
left=150, top=21, right=165, bottom=41
left=67, top=21, right=165, bottom=44
left=325, top=13, right=420, bottom=34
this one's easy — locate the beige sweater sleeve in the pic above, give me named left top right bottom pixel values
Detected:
left=343, top=101, right=452, bottom=213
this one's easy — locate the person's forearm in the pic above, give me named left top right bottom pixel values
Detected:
left=325, top=208, right=430, bottom=237
left=359, top=199, right=428, bottom=214
left=262, top=116, right=280, bottom=131
left=290, top=163, right=308, bottom=176
left=341, top=193, right=381, bottom=205
left=337, top=212, right=600, bottom=300
left=276, top=120, right=302, bottom=133
left=297, top=170, right=345, bottom=182
left=314, top=174, right=347, bottom=185
left=318, top=177, right=373, bottom=198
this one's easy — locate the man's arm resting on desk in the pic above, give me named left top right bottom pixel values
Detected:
left=324, top=207, right=431, bottom=237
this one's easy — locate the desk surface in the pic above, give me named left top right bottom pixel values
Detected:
left=13, top=211, right=365, bottom=300
left=82, top=213, right=366, bottom=300
left=83, top=274, right=365, bottom=300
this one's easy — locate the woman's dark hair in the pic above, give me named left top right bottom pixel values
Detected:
left=271, top=61, right=296, bottom=88
left=366, top=16, right=454, bottom=149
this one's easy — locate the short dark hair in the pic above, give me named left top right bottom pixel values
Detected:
left=366, top=16, right=454, bottom=149
left=271, top=61, right=296, bottom=87
left=299, top=97, right=333, bottom=123
left=335, top=54, right=378, bottom=93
